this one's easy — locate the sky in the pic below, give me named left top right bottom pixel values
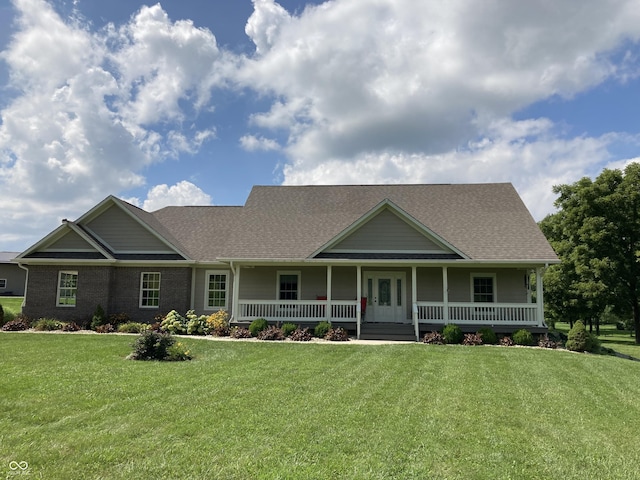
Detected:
left=1, top=0, right=640, bottom=252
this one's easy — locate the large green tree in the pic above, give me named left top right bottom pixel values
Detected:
left=540, top=163, right=640, bottom=342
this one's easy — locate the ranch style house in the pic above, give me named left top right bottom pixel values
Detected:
left=15, top=183, right=559, bottom=340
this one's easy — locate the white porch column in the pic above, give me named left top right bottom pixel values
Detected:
left=356, top=265, right=362, bottom=339
left=326, top=265, right=332, bottom=323
left=232, top=264, right=241, bottom=323
left=536, top=267, right=545, bottom=327
left=442, top=266, right=449, bottom=324
left=412, top=266, right=419, bottom=341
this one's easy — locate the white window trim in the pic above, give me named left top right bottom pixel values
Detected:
left=139, top=272, right=161, bottom=309
left=277, top=270, right=301, bottom=301
left=470, top=273, right=497, bottom=303
left=204, top=270, right=230, bottom=311
left=57, top=271, right=78, bottom=308
left=0, top=279, right=6, bottom=289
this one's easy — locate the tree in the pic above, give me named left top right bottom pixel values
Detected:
left=541, top=163, right=640, bottom=343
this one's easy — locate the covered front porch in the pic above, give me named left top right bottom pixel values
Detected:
left=230, top=263, right=547, bottom=341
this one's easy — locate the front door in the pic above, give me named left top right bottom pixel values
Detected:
left=365, top=272, right=406, bottom=323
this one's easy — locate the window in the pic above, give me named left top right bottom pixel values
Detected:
left=472, top=274, right=496, bottom=303
left=140, top=272, right=161, bottom=308
left=205, top=270, right=229, bottom=309
left=0, top=279, right=6, bottom=289
left=277, top=271, right=300, bottom=300
left=57, top=271, right=78, bottom=307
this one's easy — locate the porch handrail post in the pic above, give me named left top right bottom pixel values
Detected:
left=356, top=265, right=362, bottom=339
left=326, top=265, right=332, bottom=323
left=412, top=266, right=419, bottom=341
left=442, top=266, right=449, bottom=324
left=536, top=266, right=544, bottom=327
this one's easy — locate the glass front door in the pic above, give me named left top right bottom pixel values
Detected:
left=365, top=272, right=406, bottom=323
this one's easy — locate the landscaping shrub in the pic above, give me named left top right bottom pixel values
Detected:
left=61, top=322, right=81, bottom=332
left=166, top=341, right=192, bottom=361
left=34, top=318, right=63, bottom=331
left=463, top=333, right=483, bottom=345
left=1, top=318, right=30, bottom=331
left=478, top=327, right=498, bottom=345
left=249, top=318, right=269, bottom=337
left=95, top=323, right=115, bottom=333
left=281, top=322, right=298, bottom=337
left=0, top=304, right=4, bottom=326
left=538, top=334, right=558, bottom=349
left=108, top=312, right=131, bottom=326
left=90, top=304, right=108, bottom=330
left=442, top=324, right=463, bottom=344
left=257, top=325, right=285, bottom=341
left=324, top=327, right=350, bottom=341
left=499, top=336, right=514, bottom=346
left=513, top=329, right=534, bottom=346
left=230, top=327, right=252, bottom=339
left=160, top=310, right=187, bottom=334
left=186, top=310, right=209, bottom=335
left=289, top=327, right=313, bottom=341
left=314, top=321, right=331, bottom=338
left=129, top=331, right=180, bottom=361
left=565, top=320, right=600, bottom=353
left=117, top=322, right=150, bottom=334
left=423, top=331, right=445, bottom=344
left=206, top=310, right=230, bottom=336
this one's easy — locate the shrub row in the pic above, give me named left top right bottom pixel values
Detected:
left=422, top=325, right=561, bottom=349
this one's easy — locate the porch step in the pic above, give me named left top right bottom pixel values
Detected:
left=359, top=323, right=417, bottom=341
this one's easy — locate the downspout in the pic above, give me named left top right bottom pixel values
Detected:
left=18, top=263, right=28, bottom=309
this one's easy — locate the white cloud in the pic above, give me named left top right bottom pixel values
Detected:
left=237, top=0, right=640, bottom=219
left=141, top=181, right=213, bottom=211
left=239, top=134, right=280, bottom=151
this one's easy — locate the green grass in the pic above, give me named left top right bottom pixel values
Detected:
left=0, top=296, right=22, bottom=323
left=2, top=334, right=640, bottom=479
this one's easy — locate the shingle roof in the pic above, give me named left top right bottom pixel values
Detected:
left=151, top=183, right=558, bottom=263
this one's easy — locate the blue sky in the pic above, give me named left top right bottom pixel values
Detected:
left=1, top=0, right=640, bottom=252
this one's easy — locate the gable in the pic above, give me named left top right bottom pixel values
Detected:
left=329, top=208, right=449, bottom=253
left=43, top=229, right=99, bottom=252
left=84, top=204, right=174, bottom=253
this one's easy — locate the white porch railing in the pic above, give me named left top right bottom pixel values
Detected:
left=417, top=302, right=539, bottom=325
left=238, top=300, right=358, bottom=322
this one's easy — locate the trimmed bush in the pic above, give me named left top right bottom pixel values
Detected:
left=186, top=310, right=209, bottom=335
left=1, top=318, right=30, bottom=331
left=206, top=310, right=230, bottom=336
left=423, top=331, right=445, bottom=344
left=90, top=304, right=107, bottom=330
left=442, top=324, right=463, bottom=344
left=257, top=325, right=285, bottom=341
left=478, top=327, right=498, bottom=345
left=324, top=327, right=350, bottom=341
left=34, top=318, right=63, bottom=331
left=108, top=312, right=131, bottom=326
left=314, top=321, right=331, bottom=338
left=118, top=322, right=150, bottom=334
left=499, top=336, right=514, bottom=346
left=281, top=322, right=298, bottom=337
left=166, top=341, right=193, bottom=361
left=538, top=334, right=558, bottom=349
left=463, top=333, right=483, bottom=345
left=512, top=329, right=534, bottom=346
left=565, top=320, right=600, bottom=353
left=96, top=323, right=115, bottom=333
left=129, top=331, right=177, bottom=361
left=289, top=327, right=313, bottom=342
left=249, top=318, right=269, bottom=337
left=61, top=322, right=82, bottom=332
left=230, top=327, right=252, bottom=339
left=161, top=310, right=187, bottom=334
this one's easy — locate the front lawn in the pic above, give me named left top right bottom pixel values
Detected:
left=555, top=321, right=640, bottom=358
left=1, top=333, right=640, bottom=479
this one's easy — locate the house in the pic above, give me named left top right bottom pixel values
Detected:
left=0, top=252, right=26, bottom=296
left=16, top=184, right=559, bottom=340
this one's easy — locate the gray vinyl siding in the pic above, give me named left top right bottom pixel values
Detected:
left=0, top=263, right=26, bottom=295
left=447, top=268, right=528, bottom=303
left=331, top=208, right=447, bottom=252
left=85, top=205, right=173, bottom=252
left=416, top=267, right=443, bottom=301
left=45, top=230, right=95, bottom=251
left=192, top=267, right=234, bottom=316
